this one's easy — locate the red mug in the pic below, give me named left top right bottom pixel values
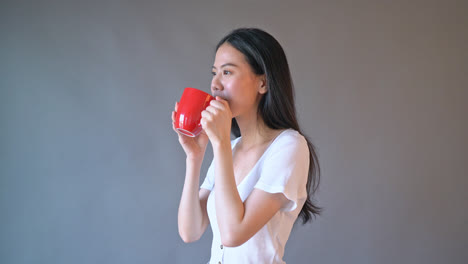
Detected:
left=174, top=87, right=214, bottom=137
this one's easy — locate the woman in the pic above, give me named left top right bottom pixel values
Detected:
left=172, top=28, right=321, bottom=263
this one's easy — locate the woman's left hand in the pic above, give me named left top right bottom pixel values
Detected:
left=201, top=96, right=232, bottom=147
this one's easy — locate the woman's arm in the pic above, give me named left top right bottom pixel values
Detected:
left=201, top=98, right=289, bottom=247
left=212, top=143, right=288, bottom=247
left=172, top=102, right=210, bottom=243
left=177, top=157, right=210, bottom=243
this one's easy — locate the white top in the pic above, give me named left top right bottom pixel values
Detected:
left=200, top=129, right=310, bottom=264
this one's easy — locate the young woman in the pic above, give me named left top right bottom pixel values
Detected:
left=172, top=28, right=321, bottom=264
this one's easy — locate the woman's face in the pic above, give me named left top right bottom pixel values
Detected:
left=211, top=43, right=266, bottom=118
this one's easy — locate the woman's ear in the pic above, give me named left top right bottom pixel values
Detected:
left=258, top=75, right=267, bottom=94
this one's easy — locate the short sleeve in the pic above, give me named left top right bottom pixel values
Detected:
left=254, top=131, right=309, bottom=212
left=200, top=159, right=215, bottom=191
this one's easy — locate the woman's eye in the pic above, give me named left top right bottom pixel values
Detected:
left=211, top=71, right=216, bottom=76
left=223, top=70, right=231, bottom=75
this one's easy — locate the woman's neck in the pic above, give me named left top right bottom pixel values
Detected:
left=235, top=113, right=281, bottom=151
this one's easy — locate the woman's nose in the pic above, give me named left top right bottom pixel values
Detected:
left=211, top=74, right=223, bottom=93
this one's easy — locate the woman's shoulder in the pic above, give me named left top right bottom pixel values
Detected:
left=275, top=129, right=307, bottom=145
left=266, top=129, right=308, bottom=156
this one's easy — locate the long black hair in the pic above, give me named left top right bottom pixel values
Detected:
left=216, top=28, right=322, bottom=223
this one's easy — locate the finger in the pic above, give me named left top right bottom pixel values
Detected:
left=215, top=96, right=228, bottom=105
left=209, top=99, right=226, bottom=110
left=201, top=110, right=213, bottom=121
left=201, top=117, right=207, bottom=127
left=200, top=116, right=212, bottom=129
left=172, top=115, right=177, bottom=132
left=175, top=101, right=179, bottom=111
left=205, top=105, right=219, bottom=115
left=172, top=111, right=182, bottom=134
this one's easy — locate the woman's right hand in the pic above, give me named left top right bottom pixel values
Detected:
left=172, top=102, right=209, bottom=161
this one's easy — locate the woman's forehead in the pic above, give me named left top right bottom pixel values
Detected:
left=213, top=44, right=248, bottom=67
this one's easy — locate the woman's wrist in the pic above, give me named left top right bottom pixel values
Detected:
left=212, top=138, right=231, bottom=155
left=186, top=155, right=204, bottom=168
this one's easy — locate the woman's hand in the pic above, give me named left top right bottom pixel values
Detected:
left=201, top=96, right=232, bottom=147
left=172, top=102, right=209, bottom=161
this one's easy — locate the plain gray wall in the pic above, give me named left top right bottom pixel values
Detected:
left=1, top=0, right=467, bottom=263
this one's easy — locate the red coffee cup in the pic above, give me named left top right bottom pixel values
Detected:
left=174, top=87, right=214, bottom=137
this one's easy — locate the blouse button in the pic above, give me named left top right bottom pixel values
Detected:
left=218, top=262, right=222, bottom=264
left=220, top=244, right=223, bottom=249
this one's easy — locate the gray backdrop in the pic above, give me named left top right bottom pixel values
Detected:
left=1, top=0, right=467, bottom=263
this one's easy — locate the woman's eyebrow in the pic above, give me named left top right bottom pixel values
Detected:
left=212, top=63, right=239, bottom=70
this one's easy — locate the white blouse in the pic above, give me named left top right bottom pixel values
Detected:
left=200, top=129, right=310, bottom=264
